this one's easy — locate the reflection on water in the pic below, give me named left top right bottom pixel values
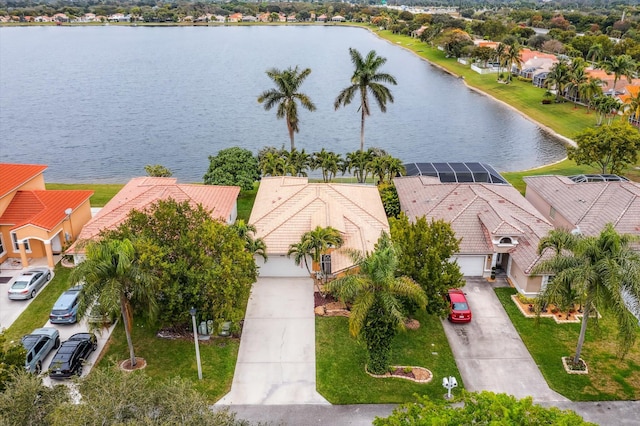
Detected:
left=0, top=26, right=567, bottom=183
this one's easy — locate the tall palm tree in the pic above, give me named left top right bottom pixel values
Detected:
left=535, top=230, right=581, bottom=312
left=326, top=233, right=427, bottom=374
left=345, top=149, right=375, bottom=183
left=565, top=65, right=588, bottom=106
left=546, top=58, right=571, bottom=102
left=504, top=43, right=523, bottom=83
left=311, top=149, right=343, bottom=183
left=284, top=148, right=311, bottom=177
left=70, top=238, right=157, bottom=368
left=532, top=225, right=640, bottom=364
left=334, top=48, right=397, bottom=152
left=624, top=90, right=640, bottom=126
left=579, top=77, right=604, bottom=113
left=258, top=66, right=316, bottom=151
left=600, top=55, right=636, bottom=96
left=587, top=43, right=604, bottom=66
left=287, top=226, right=344, bottom=274
left=495, top=43, right=506, bottom=79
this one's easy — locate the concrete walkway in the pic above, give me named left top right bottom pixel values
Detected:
left=218, top=277, right=328, bottom=405
left=442, top=277, right=568, bottom=402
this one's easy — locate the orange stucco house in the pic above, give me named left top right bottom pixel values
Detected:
left=0, top=164, right=93, bottom=268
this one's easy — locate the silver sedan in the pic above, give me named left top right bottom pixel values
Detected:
left=8, top=268, right=52, bottom=300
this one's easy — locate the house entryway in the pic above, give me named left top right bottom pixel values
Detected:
left=217, top=277, right=328, bottom=405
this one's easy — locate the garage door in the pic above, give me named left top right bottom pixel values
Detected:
left=451, top=255, right=485, bottom=277
left=256, top=255, right=310, bottom=277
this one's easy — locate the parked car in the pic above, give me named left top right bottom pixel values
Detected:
left=48, top=333, right=98, bottom=379
left=446, top=289, right=472, bottom=323
left=50, top=286, right=82, bottom=324
left=8, top=268, right=52, bottom=300
left=21, top=327, right=60, bottom=373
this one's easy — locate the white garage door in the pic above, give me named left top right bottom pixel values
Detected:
left=452, top=255, right=485, bottom=277
left=256, top=255, right=310, bottom=277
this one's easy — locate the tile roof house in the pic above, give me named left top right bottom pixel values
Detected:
left=249, top=177, right=389, bottom=277
left=67, top=177, right=240, bottom=261
left=524, top=175, right=640, bottom=239
left=0, top=164, right=93, bottom=269
left=394, top=176, right=554, bottom=295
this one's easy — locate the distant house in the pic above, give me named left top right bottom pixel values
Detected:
left=331, top=15, right=345, bottom=22
left=395, top=166, right=555, bottom=295
left=317, top=14, right=327, bottom=22
left=524, top=175, right=640, bottom=239
left=67, top=177, right=240, bottom=263
left=0, top=164, right=93, bottom=269
left=52, top=13, right=69, bottom=22
left=213, top=15, right=226, bottom=23
left=249, top=177, right=389, bottom=278
left=518, top=49, right=558, bottom=80
left=242, top=15, right=258, bottom=22
left=287, top=14, right=297, bottom=22
left=108, top=13, right=131, bottom=22
left=228, top=13, right=242, bottom=23
left=257, top=12, right=270, bottom=23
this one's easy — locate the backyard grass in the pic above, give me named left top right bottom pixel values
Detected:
left=96, top=320, right=239, bottom=402
left=2, top=265, right=72, bottom=343
left=236, top=183, right=259, bottom=222
left=46, top=183, right=124, bottom=207
left=495, top=287, right=640, bottom=401
left=316, top=309, right=461, bottom=404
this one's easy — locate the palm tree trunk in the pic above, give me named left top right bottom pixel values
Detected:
left=287, top=122, right=295, bottom=151
left=573, top=302, right=590, bottom=365
left=360, top=107, right=366, bottom=152
left=120, top=295, right=137, bottom=367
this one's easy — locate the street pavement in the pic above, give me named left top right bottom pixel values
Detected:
left=442, top=277, right=568, bottom=402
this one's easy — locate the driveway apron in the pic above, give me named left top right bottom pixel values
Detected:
left=218, top=277, right=328, bottom=405
left=442, top=277, right=568, bottom=402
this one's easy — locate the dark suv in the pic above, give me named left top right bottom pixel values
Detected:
left=48, top=333, right=98, bottom=379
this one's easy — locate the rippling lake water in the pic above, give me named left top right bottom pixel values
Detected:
left=0, top=25, right=567, bottom=183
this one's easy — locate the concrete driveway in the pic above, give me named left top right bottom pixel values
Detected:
left=218, top=277, right=328, bottom=405
left=442, top=277, right=567, bottom=402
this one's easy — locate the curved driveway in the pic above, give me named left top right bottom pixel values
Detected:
left=442, top=277, right=568, bottom=402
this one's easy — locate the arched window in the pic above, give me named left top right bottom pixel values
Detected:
left=499, top=237, right=512, bottom=245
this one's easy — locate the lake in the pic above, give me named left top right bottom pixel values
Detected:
left=0, top=25, right=567, bottom=183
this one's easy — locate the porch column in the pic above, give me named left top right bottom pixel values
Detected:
left=44, top=240, right=55, bottom=268
left=18, top=241, right=29, bottom=268
left=490, top=253, right=498, bottom=268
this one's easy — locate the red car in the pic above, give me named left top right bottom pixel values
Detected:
left=446, top=289, right=472, bottom=323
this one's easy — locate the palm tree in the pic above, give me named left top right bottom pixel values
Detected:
left=495, top=43, right=506, bottom=79
left=532, top=225, right=640, bottom=365
left=624, top=90, right=640, bottom=126
left=231, top=220, right=268, bottom=262
left=587, top=43, right=604, bottom=66
left=334, top=48, right=397, bottom=152
left=258, top=66, right=316, bottom=151
left=535, top=230, right=581, bottom=312
left=545, top=58, right=571, bottom=102
left=326, top=233, right=427, bottom=374
left=259, top=151, right=288, bottom=177
left=311, top=149, right=343, bottom=183
left=600, top=55, right=636, bottom=96
left=345, top=149, right=375, bottom=183
left=504, top=43, right=523, bottom=83
left=579, top=77, right=604, bottom=113
left=287, top=226, right=344, bottom=275
left=70, top=238, right=157, bottom=368
left=565, top=65, right=588, bottom=106
left=284, top=148, right=311, bottom=177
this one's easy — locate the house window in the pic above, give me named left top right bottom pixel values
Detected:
left=0, top=235, right=5, bottom=257
left=499, top=237, right=513, bottom=245
left=11, top=233, right=30, bottom=253
left=550, top=206, right=556, bottom=219
left=321, top=254, right=332, bottom=275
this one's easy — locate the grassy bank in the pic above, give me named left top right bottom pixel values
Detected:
left=495, top=288, right=640, bottom=401
left=316, top=309, right=460, bottom=403
left=46, top=183, right=124, bottom=207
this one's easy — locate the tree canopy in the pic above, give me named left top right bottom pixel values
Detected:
left=568, top=121, right=640, bottom=175
left=204, top=147, right=259, bottom=190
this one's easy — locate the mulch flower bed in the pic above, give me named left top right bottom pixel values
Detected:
left=366, top=365, right=433, bottom=383
left=314, top=291, right=338, bottom=307
left=120, top=357, right=147, bottom=372
left=511, top=295, right=583, bottom=324
left=562, top=356, right=589, bottom=375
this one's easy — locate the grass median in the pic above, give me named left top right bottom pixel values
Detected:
left=316, top=309, right=461, bottom=404
left=495, top=287, right=640, bottom=401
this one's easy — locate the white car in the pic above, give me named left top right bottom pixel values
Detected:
left=8, top=268, right=52, bottom=300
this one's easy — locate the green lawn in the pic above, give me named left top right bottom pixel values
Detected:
left=3, top=265, right=73, bottom=343
left=495, top=288, right=640, bottom=401
left=46, top=183, right=124, bottom=207
left=316, top=309, right=461, bottom=403
left=96, top=320, right=239, bottom=402
left=236, top=183, right=259, bottom=222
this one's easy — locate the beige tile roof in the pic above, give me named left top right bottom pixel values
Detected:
left=249, top=177, right=389, bottom=273
left=394, top=176, right=553, bottom=274
left=524, top=175, right=640, bottom=237
left=68, top=177, right=239, bottom=253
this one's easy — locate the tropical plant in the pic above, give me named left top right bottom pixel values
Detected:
left=258, top=66, right=316, bottom=151
left=345, top=149, right=375, bottom=183
left=231, top=219, right=268, bottom=262
left=70, top=238, right=157, bottom=367
left=334, top=48, right=397, bottom=152
left=144, top=164, right=173, bottom=177
left=311, top=149, right=343, bottom=183
left=326, top=233, right=427, bottom=374
left=623, top=89, right=640, bottom=125
left=578, top=77, right=604, bottom=113
left=503, top=43, right=523, bottom=83
left=495, top=43, right=506, bottom=77
left=0, top=333, right=25, bottom=393
left=287, top=226, right=344, bottom=274
left=259, top=150, right=289, bottom=177
left=532, top=225, right=640, bottom=364
left=545, top=58, right=571, bottom=102
left=284, top=148, right=311, bottom=177
left=587, top=43, right=604, bottom=65
left=600, top=55, right=636, bottom=96
left=565, top=60, right=588, bottom=106
left=591, top=95, right=621, bottom=126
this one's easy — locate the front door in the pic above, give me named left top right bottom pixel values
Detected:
left=51, top=234, right=62, bottom=254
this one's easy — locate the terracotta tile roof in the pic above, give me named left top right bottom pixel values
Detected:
left=249, top=177, right=389, bottom=273
left=0, top=163, right=47, bottom=198
left=0, top=190, right=93, bottom=231
left=394, top=176, right=553, bottom=274
left=69, top=177, right=239, bottom=252
left=519, top=48, right=557, bottom=64
left=524, top=175, right=640, bottom=237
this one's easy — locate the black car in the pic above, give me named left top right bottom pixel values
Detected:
left=48, top=333, right=97, bottom=379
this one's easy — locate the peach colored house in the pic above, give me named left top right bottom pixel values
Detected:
left=67, top=176, right=240, bottom=262
left=394, top=175, right=554, bottom=295
left=524, top=175, right=640, bottom=238
left=0, top=164, right=93, bottom=269
left=249, top=177, right=389, bottom=277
